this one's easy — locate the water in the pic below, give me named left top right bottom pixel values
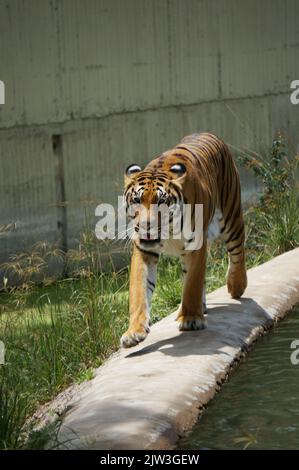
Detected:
left=180, top=306, right=299, bottom=450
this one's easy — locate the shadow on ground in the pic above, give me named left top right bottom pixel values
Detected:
left=124, top=298, right=271, bottom=359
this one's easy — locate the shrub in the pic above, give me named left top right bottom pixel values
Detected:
left=237, top=132, right=299, bottom=256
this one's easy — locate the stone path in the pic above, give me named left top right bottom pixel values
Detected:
left=46, top=248, right=299, bottom=449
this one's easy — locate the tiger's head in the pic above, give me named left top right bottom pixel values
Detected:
left=124, top=153, right=190, bottom=252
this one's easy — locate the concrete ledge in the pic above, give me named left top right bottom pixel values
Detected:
left=52, top=248, right=299, bottom=449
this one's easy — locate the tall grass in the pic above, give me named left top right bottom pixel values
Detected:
left=237, top=132, right=299, bottom=256
left=0, top=134, right=298, bottom=448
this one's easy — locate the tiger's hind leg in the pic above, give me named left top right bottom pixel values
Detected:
left=221, top=212, right=247, bottom=299
left=226, top=245, right=247, bottom=298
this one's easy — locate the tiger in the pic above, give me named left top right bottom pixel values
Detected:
left=121, top=132, right=247, bottom=348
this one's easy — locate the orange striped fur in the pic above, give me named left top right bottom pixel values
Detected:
left=121, top=132, right=247, bottom=348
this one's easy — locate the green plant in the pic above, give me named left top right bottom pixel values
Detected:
left=233, top=426, right=260, bottom=450
left=0, top=369, right=30, bottom=449
left=1, top=241, right=65, bottom=291
left=238, top=133, right=299, bottom=255
left=0, top=270, right=130, bottom=448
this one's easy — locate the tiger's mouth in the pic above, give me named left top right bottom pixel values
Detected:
left=137, top=233, right=163, bottom=250
left=134, top=222, right=162, bottom=247
left=139, top=238, right=161, bottom=245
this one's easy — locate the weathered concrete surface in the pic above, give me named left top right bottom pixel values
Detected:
left=45, top=248, right=299, bottom=449
left=1, top=0, right=299, bottom=265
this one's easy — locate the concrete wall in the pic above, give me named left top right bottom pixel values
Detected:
left=0, top=0, right=299, bottom=264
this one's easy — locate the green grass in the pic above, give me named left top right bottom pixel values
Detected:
left=0, top=242, right=271, bottom=449
left=0, top=134, right=298, bottom=449
left=0, top=270, right=128, bottom=448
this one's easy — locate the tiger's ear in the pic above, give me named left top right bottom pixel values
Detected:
left=125, top=164, right=142, bottom=182
left=170, top=163, right=186, bottom=175
left=169, top=163, right=187, bottom=183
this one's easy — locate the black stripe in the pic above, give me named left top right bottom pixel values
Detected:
left=224, top=173, right=231, bottom=208
left=135, top=243, right=160, bottom=258
left=227, top=240, right=243, bottom=253
left=225, top=225, right=244, bottom=245
left=231, top=250, right=242, bottom=256
left=147, top=279, right=156, bottom=289
left=185, top=235, right=195, bottom=244
left=222, top=204, right=241, bottom=235
left=225, top=204, right=241, bottom=232
left=125, top=182, right=134, bottom=192
left=169, top=184, right=182, bottom=202
left=172, top=153, right=188, bottom=160
left=175, top=146, right=198, bottom=161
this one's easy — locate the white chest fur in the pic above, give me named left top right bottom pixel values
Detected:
left=163, top=239, right=186, bottom=257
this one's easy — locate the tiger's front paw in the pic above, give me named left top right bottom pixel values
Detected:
left=121, top=324, right=150, bottom=348
left=176, top=315, right=207, bottom=331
